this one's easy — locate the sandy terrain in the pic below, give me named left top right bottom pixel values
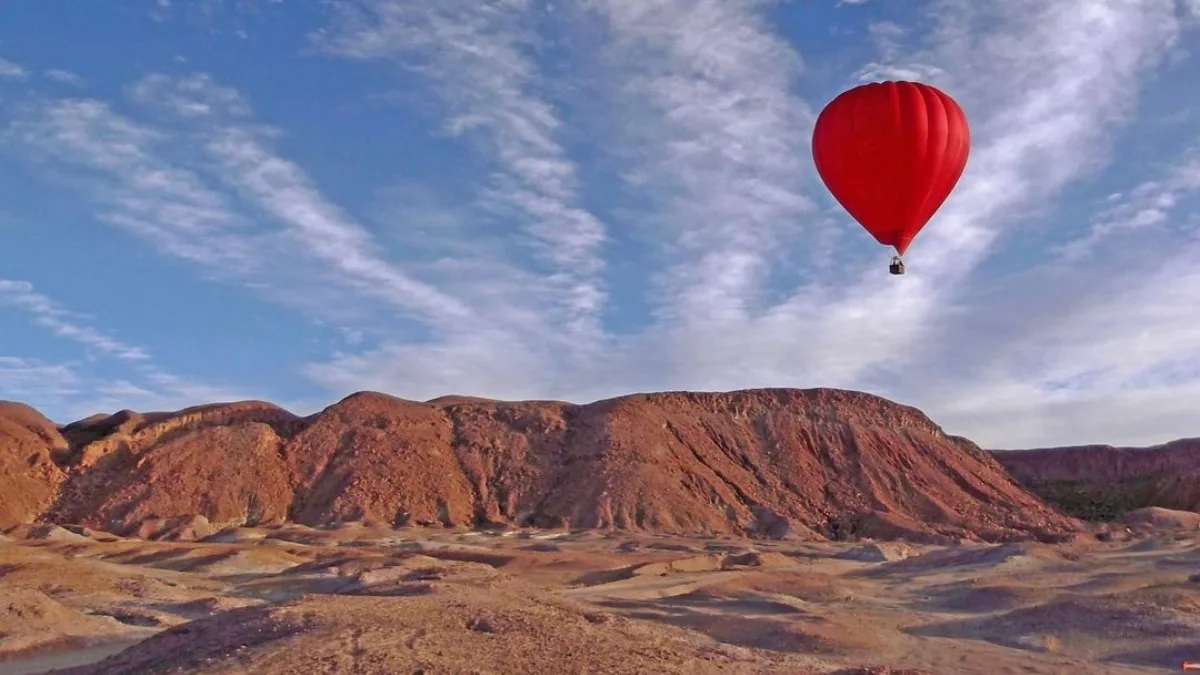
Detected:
left=2, top=392, right=1198, bottom=673
left=1, top=523, right=1197, bottom=675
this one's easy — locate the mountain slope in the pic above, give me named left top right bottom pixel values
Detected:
left=3, top=389, right=1076, bottom=540
left=992, top=439, right=1200, bottom=519
left=0, top=402, right=68, bottom=529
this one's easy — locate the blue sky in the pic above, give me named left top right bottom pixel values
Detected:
left=1, top=0, right=1198, bottom=448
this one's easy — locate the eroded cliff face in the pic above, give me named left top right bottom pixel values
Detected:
left=0, top=402, right=68, bottom=529
left=42, top=402, right=307, bottom=533
left=992, top=439, right=1200, bottom=519
left=3, top=389, right=1077, bottom=540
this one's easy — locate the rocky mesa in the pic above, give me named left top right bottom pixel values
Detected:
left=0, top=388, right=1077, bottom=541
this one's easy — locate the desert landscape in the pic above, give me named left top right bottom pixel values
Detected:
left=0, top=388, right=1197, bottom=674
left=5, top=0, right=1200, bottom=672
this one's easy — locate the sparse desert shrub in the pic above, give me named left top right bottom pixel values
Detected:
left=1043, top=634, right=1061, bottom=653
left=1031, top=478, right=1161, bottom=521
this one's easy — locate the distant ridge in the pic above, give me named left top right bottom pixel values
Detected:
left=1, top=389, right=1076, bottom=541
left=992, top=439, right=1200, bottom=519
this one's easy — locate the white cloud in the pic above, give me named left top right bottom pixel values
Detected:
left=0, top=57, right=28, bottom=81
left=1182, top=0, right=1200, bottom=22
left=318, top=0, right=608, bottom=344
left=148, top=0, right=281, bottom=26
left=552, top=0, right=1184, bottom=393
left=44, top=69, right=85, bottom=87
left=0, top=357, right=82, bottom=402
left=305, top=0, right=1200, bottom=450
left=0, top=279, right=150, bottom=361
left=589, top=0, right=814, bottom=325
left=866, top=21, right=907, bottom=56
left=885, top=1, right=1183, bottom=301
left=10, top=90, right=470, bottom=333
left=855, top=62, right=950, bottom=83
left=911, top=146, right=1200, bottom=448
left=1057, top=148, right=1200, bottom=260
left=202, top=127, right=473, bottom=323
left=129, top=73, right=251, bottom=118
left=132, top=74, right=473, bottom=326
left=10, top=73, right=584, bottom=403
left=11, top=99, right=266, bottom=274
left=791, top=0, right=1189, bottom=393
left=0, top=281, right=254, bottom=419
left=8, top=1, right=1200, bottom=448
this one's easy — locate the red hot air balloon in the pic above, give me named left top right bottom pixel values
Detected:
left=812, top=81, right=970, bottom=275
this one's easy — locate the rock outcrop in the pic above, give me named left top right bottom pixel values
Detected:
left=0, top=402, right=68, bottom=528
left=2, top=389, right=1077, bottom=540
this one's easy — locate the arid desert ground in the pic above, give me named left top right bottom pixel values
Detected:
left=1, top=517, right=1198, bottom=675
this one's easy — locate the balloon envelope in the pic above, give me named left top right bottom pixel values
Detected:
left=812, top=81, right=970, bottom=256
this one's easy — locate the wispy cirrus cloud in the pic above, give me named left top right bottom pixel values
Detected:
left=543, top=0, right=1189, bottom=398
left=129, top=73, right=475, bottom=327
left=808, top=0, right=1190, bottom=374
left=590, top=0, right=814, bottom=325
left=317, top=0, right=609, bottom=344
left=148, top=0, right=283, bottom=31
left=11, top=81, right=470, bottom=333
left=129, top=74, right=250, bottom=118
left=85, top=369, right=259, bottom=415
left=6, top=1, right=1200, bottom=447
left=914, top=143, right=1200, bottom=447
left=305, top=0, right=1200, bottom=448
left=11, top=71, right=575, bottom=401
left=0, top=357, right=82, bottom=403
left=44, top=69, right=86, bottom=88
left=0, top=279, right=253, bottom=418
left=1057, top=147, right=1200, bottom=261
left=0, top=279, right=150, bottom=361
left=10, top=98, right=265, bottom=275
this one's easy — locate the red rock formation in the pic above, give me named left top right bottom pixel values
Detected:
left=42, top=402, right=307, bottom=534
left=992, top=439, right=1200, bottom=517
left=3, top=389, right=1077, bottom=540
left=0, top=402, right=68, bottom=529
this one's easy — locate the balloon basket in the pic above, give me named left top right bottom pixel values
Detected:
left=889, top=256, right=905, bottom=275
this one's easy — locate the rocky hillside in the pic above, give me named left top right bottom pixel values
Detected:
left=0, top=389, right=1077, bottom=541
left=0, top=402, right=68, bottom=528
left=992, top=439, right=1200, bottom=520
